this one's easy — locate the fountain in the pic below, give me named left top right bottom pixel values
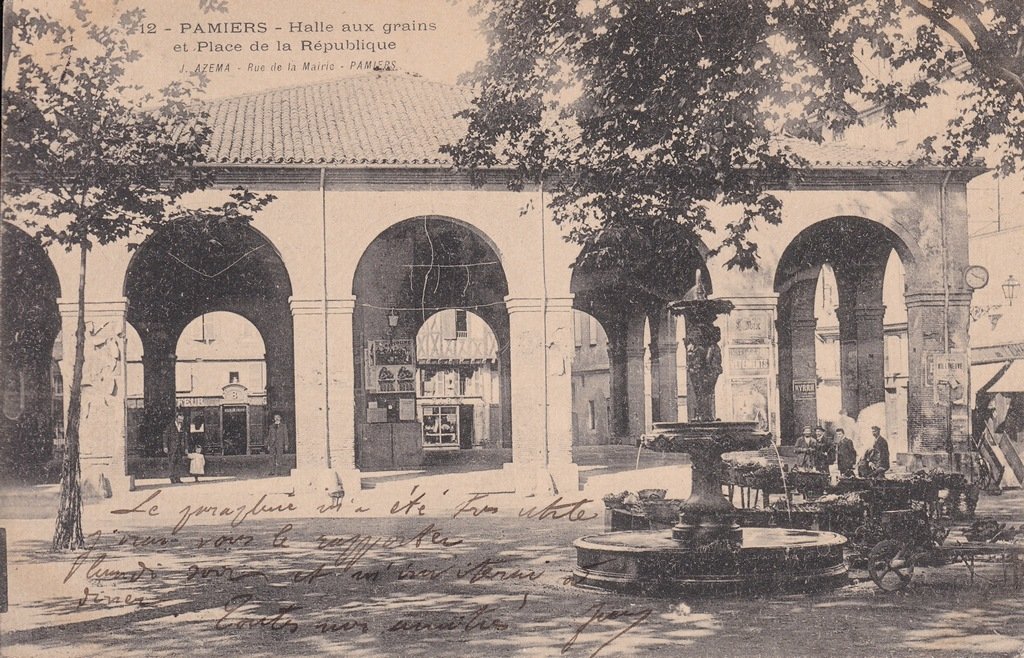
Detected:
left=572, top=274, right=848, bottom=594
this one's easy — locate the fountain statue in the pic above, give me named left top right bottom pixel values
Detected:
left=572, top=272, right=848, bottom=594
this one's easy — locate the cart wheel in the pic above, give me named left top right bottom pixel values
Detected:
left=868, top=540, right=915, bottom=592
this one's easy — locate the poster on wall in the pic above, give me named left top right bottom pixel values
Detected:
left=729, top=346, right=771, bottom=375
left=729, top=310, right=772, bottom=344
left=366, top=340, right=415, bottom=392
left=731, top=377, right=770, bottom=431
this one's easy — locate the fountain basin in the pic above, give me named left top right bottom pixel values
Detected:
left=573, top=527, right=848, bottom=594
left=643, top=420, right=770, bottom=454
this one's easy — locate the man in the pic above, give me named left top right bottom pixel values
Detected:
left=162, top=411, right=188, bottom=484
left=860, top=425, right=890, bottom=478
left=266, top=412, right=289, bottom=477
left=794, top=426, right=815, bottom=469
left=812, top=425, right=834, bottom=474
left=835, top=427, right=857, bottom=478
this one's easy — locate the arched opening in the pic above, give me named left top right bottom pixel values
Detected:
left=882, top=250, right=910, bottom=455
left=1, top=222, right=62, bottom=480
left=814, top=263, right=841, bottom=425
left=775, top=216, right=912, bottom=445
left=569, top=241, right=705, bottom=444
left=172, top=312, right=270, bottom=457
left=123, top=222, right=294, bottom=473
left=570, top=309, right=612, bottom=446
left=352, top=216, right=510, bottom=470
left=415, top=310, right=500, bottom=452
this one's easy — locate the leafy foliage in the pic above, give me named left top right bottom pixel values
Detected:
left=447, top=0, right=1024, bottom=274
left=1, top=3, right=273, bottom=550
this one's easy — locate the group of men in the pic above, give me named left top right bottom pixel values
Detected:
left=161, top=411, right=291, bottom=483
left=794, top=424, right=890, bottom=479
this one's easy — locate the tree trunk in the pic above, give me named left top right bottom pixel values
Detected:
left=52, top=244, right=88, bottom=551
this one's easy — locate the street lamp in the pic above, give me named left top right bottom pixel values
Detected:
left=1003, top=275, right=1020, bottom=306
left=387, top=309, right=400, bottom=328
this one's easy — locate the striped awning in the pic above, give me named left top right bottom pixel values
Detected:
left=972, top=362, right=1011, bottom=394
left=989, top=361, right=1024, bottom=394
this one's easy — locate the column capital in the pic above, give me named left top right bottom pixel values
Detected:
left=790, top=317, right=818, bottom=330
left=839, top=305, right=887, bottom=321
left=58, top=297, right=128, bottom=318
left=650, top=340, right=678, bottom=357
left=607, top=342, right=627, bottom=360
left=289, top=297, right=356, bottom=316
left=905, top=291, right=972, bottom=309
left=624, top=346, right=647, bottom=359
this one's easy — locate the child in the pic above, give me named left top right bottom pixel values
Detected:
left=186, top=444, right=206, bottom=483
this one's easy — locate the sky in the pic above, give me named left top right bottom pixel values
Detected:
left=6, top=0, right=489, bottom=97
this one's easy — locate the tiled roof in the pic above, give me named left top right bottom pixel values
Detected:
left=776, top=138, right=941, bottom=169
left=202, top=73, right=472, bottom=166
left=201, top=73, right=970, bottom=169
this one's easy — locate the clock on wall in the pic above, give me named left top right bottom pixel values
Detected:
left=964, top=265, right=989, bottom=290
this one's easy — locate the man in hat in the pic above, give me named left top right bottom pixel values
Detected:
left=835, top=427, right=857, bottom=478
left=266, top=412, right=289, bottom=477
left=162, top=411, right=187, bottom=484
left=794, top=426, right=815, bottom=469
left=812, top=425, right=835, bottom=474
left=859, top=425, right=890, bottom=478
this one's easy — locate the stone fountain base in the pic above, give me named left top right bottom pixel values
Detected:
left=573, top=527, right=848, bottom=594
left=571, top=419, right=848, bottom=595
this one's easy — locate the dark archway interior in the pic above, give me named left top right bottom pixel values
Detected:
left=570, top=241, right=705, bottom=441
left=123, top=222, right=294, bottom=456
left=1, top=223, right=61, bottom=478
left=774, top=216, right=910, bottom=292
left=774, top=216, right=910, bottom=443
left=352, top=216, right=511, bottom=469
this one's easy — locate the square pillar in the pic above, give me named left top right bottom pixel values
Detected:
left=904, top=291, right=972, bottom=462
left=854, top=306, right=887, bottom=412
left=790, top=316, right=819, bottom=432
left=719, top=299, right=777, bottom=434
left=606, top=325, right=630, bottom=439
left=289, top=297, right=360, bottom=495
left=326, top=299, right=359, bottom=486
left=836, top=271, right=886, bottom=418
left=624, top=314, right=647, bottom=438
left=504, top=296, right=580, bottom=494
left=777, top=278, right=818, bottom=441
left=649, top=308, right=679, bottom=423
left=58, top=298, right=132, bottom=497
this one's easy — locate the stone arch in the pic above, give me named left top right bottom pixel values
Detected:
left=774, top=216, right=912, bottom=443
left=351, top=216, right=511, bottom=469
left=122, top=221, right=295, bottom=460
left=1, top=222, right=62, bottom=477
left=569, top=237, right=705, bottom=442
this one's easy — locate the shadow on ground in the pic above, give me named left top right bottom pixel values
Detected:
left=3, top=509, right=1023, bottom=657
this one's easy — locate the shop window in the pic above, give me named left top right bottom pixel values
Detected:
left=422, top=405, right=459, bottom=449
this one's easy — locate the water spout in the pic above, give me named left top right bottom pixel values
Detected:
left=768, top=439, right=793, bottom=523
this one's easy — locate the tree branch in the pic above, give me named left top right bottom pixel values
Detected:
left=904, top=0, right=1024, bottom=96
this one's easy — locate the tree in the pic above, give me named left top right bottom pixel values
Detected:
left=446, top=0, right=1024, bottom=280
left=1, top=4, right=273, bottom=550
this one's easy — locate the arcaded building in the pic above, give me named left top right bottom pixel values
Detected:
left=0, top=73, right=981, bottom=495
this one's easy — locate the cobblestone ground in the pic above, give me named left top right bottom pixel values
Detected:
left=1, top=477, right=1022, bottom=658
